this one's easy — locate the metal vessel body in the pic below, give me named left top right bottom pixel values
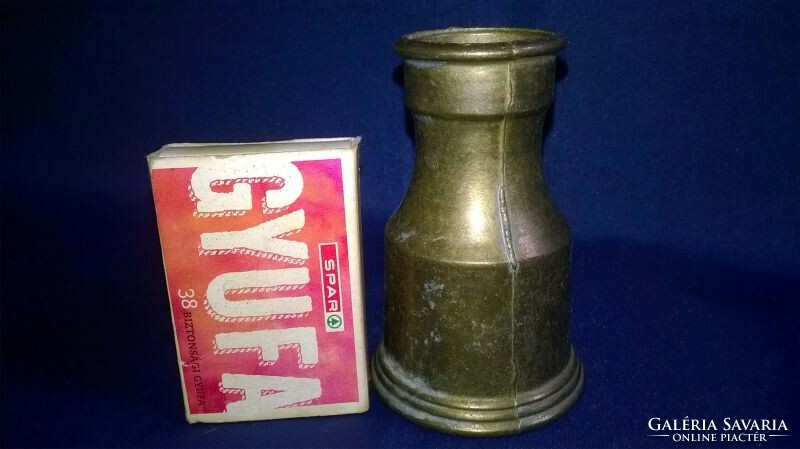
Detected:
left=372, top=28, right=583, bottom=436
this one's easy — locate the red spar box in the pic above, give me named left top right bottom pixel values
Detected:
left=147, top=137, right=368, bottom=423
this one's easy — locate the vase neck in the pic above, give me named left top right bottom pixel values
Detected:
left=411, top=112, right=548, bottom=193
left=388, top=28, right=569, bottom=262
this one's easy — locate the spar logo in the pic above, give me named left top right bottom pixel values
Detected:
left=319, top=243, right=344, bottom=332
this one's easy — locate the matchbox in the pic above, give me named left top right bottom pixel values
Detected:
left=147, top=137, right=368, bottom=423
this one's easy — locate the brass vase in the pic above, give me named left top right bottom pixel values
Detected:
left=372, top=28, right=584, bottom=436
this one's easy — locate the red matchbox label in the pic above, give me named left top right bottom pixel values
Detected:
left=149, top=151, right=366, bottom=422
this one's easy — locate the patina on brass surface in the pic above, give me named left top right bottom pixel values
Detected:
left=372, top=28, right=583, bottom=436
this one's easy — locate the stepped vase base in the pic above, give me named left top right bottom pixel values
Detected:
left=371, top=345, right=584, bottom=437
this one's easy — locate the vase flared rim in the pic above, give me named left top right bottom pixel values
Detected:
left=395, top=27, right=566, bottom=61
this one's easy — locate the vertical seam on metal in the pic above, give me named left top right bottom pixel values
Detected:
left=499, top=49, right=521, bottom=428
